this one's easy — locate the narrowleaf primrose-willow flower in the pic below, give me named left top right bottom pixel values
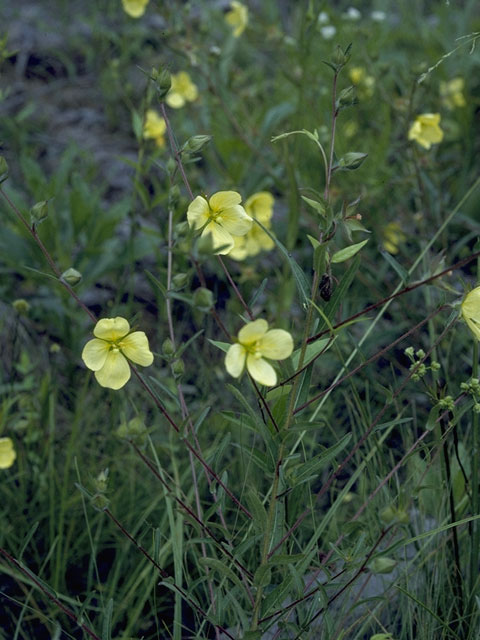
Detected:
left=382, top=222, right=406, bottom=255
left=229, top=192, right=275, bottom=260
left=225, top=319, right=293, bottom=386
left=408, top=113, right=444, bottom=150
left=440, top=78, right=466, bottom=110
left=143, top=110, right=166, bottom=148
left=0, top=437, right=16, bottom=469
left=462, top=286, right=480, bottom=341
left=187, top=191, right=252, bottom=255
left=122, top=0, right=149, bottom=18
left=166, top=72, right=199, bottom=109
left=225, top=1, right=248, bottom=37
left=82, top=317, right=153, bottom=390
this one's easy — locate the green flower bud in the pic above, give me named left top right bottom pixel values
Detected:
left=369, top=556, right=396, bottom=574
left=171, top=358, right=185, bottom=379
left=172, top=272, right=188, bottom=289
left=91, top=493, right=110, bottom=511
left=30, top=200, right=49, bottom=225
left=336, top=85, right=356, bottom=108
left=182, top=135, right=211, bottom=154
left=117, top=417, right=147, bottom=444
left=169, top=184, right=180, bottom=208
left=193, top=287, right=214, bottom=312
left=95, top=468, right=109, bottom=493
left=61, top=268, right=82, bottom=286
left=338, top=152, right=368, bottom=170
left=416, top=349, right=425, bottom=359
left=162, top=338, right=175, bottom=356
left=12, top=298, right=31, bottom=315
left=156, top=68, right=171, bottom=100
left=404, top=346, right=414, bottom=358
left=379, top=505, right=396, bottom=524
left=0, top=156, right=8, bottom=183
left=331, top=44, right=352, bottom=68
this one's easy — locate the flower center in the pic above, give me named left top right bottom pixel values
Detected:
left=244, top=341, right=263, bottom=359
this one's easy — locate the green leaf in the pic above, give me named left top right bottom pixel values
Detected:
left=245, top=488, right=268, bottom=535
left=208, top=339, right=231, bottom=354
left=302, top=196, right=326, bottom=217
left=331, top=239, right=369, bottom=264
left=291, top=433, right=352, bottom=485
left=380, top=248, right=409, bottom=284
left=253, top=563, right=272, bottom=587
left=102, top=598, right=113, bottom=640
left=198, top=557, right=245, bottom=591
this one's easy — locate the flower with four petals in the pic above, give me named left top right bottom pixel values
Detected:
left=225, top=319, right=294, bottom=386
left=166, top=72, right=199, bottom=109
left=408, top=113, right=443, bottom=150
left=229, top=192, right=275, bottom=261
left=187, top=191, right=252, bottom=255
left=143, top=110, right=166, bottom=148
left=82, top=317, right=154, bottom=390
left=462, top=286, right=480, bottom=341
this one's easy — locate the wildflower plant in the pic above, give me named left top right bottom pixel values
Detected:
left=2, top=4, right=480, bottom=640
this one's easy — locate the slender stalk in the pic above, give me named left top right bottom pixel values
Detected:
left=469, top=340, right=479, bottom=594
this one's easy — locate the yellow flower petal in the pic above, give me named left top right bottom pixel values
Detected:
left=202, top=221, right=234, bottom=254
left=122, top=0, right=149, bottom=18
left=209, top=191, right=242, bottom=212
left=238, top=319, right=269, bottom=344
left=166, top=92, right=186, bottom=109
left=218, top=205, right=252, bottom=236
left=119, top=331, right=154, bottom=366
left=82, top=338, right=110, bottom=371
left=225, top=1, right=248, bottom=37
left=245, top=192, right=274, bottom=224
left=94, top=317, right=130, bottom=341
left=258, top=329, right=294, bottom=360
left=94, top=350, right=131, bottom=390
left=246, top=354, right=277, bottom=386
left=462, top=286, right=480, bottom=341
left=225, top=343, right=246, bottom=377
left=187, top=196, right=210, bottom=230
left=0, top=437, right=16, bottom=469
left=228, top=236, right=248, bottom=261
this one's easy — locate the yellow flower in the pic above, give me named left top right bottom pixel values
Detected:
left=229, top=192, right=275, bottom=260
left=408, top=113, right=444, bottom=150
left=462, top=286, right=480, bottom=341
left=0, top=437, right=16, bottom=469
left=382, top=222, right=406, bottom=255
left=225, top=1, right=248, bottom=37
left=122, top=0, right=149, bottom=18
left=166, top=72, right=199, bottom=109
left=82, top=317, right=154, bottom=390
left=225, top=319, right=293, bottom=386
left=348, top=67, right=375, bottom=98
left=187, top=191, right=252, bottom=255
left=440, top=78, right=466, bottom=110
left=143, top=110, right=166, bottom=148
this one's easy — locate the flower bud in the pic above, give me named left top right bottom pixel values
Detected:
left=182, top=135, right=211, bottom=154
left=116, top=416, right=147, bottom=444
left=30, top=200, right=49, bottom=225
left=338, top=152, right=368, bottom=170
left=61, top=268, right=82, bottom=286
left=171, top=358, right=185, bottom=379
left=336, top=85, right=356, bottom=108
left=169, top=184, right=180, bottom=208
left=162, top=338, right=175, bottom=356
left=331, top=44, right=352, bottom=68
left=95, top=468, right=109, bottom=494
left=172, top=272, right=188, bottom=289
left=0, top=156, right=8, bottom=183
left=12, top=298, right=31, bottom=315
left=155, top=68, right=171, bottom=100
left=193, top=287, right=214, bottom=312
left=369, top=556, right=396, bottom=574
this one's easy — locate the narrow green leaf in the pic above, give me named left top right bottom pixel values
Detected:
left=102, top=598, right=113, bottom=640
left=292, top=433, right=352, bottom=485
left=331, top=239, right=369, bottom=264
left=198, top=557, right=245, bottom=592
left=245, top=488, right=268, bottom=535
left=380, top=248, right=409, bottom=283
left=208, top=339, right=231, bottom=354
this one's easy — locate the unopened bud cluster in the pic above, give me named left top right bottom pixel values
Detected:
left=404, top=346, right=439, bottom=381
left=460, top=378, right=480, bottom=413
